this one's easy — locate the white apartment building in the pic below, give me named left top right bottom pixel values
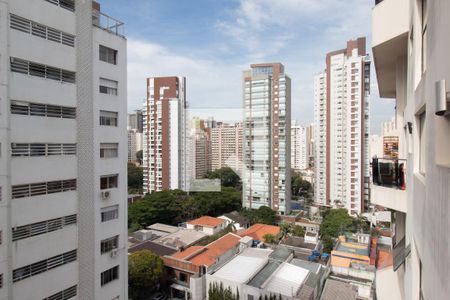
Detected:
left=128, top=129, right=143, bottom=162
left=371, top=0, right=450, bottom=299
left=210, top=123, right=242, bottom=174
left=143, top=76, right=186, bottom=193
left=291, top=121, right=309, bottom=171
left=243, top=63, right=291, bottom=215
left=314, top=38, right=371, bottom=215
left=0, top=1, right=128, bottom=299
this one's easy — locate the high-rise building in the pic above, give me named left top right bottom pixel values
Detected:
left=128, top=109, right=143, bottom=132
left=371, top=1, right=450, bottom=298
left=314, top=37, right=370, bottom=215
left=291, top=121, right=309, bottom=171
left=128, top=129, right=143, bottom=162
left=143, top=76, right=186, bottom=193
left=188, top=118, right=211, bottom=179
left=242, top=63, right=291, bottom=214
left=307, top=124, right=315, bottom=168
left=0, top=1, right=128, bottom=299
left=210, top=122, right=243, bottom=174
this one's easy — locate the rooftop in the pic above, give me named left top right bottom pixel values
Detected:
left=212, top=248, right=272, bottom=283
left=153, top=229, right=207, bottom=249
left=220, top=211, right=250, bottom=226
left=146, top=223, right=179, bottom=234
left=128, top=240, right=177, bottom=257
left=320, top=279, right=358, bottom=300
left=187, top=216, right=225, bottom=228
left=335, top=242, right=369, bottom=256
left=290, top=259, right=322, bottom=274
left=170, top=233, right=241, bottom=267
left=264, top=263, right=309, bottom=297
left=238, top=223, right=280, bottom=241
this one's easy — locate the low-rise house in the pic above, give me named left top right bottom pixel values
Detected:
left=163, top=233, right=245, bottom=299
left=218, top=211, right=250, bottom=230
left=238, top=223, right=280, bottom=241
left=146, top=223, right=180, bottom=237
left=153, top=229, right=208, bottom=250
left=206, top=247, right=326, bottom=300
left=186, top=216, right=226, bottom=235
left=304, top=231, right=319, bottom=244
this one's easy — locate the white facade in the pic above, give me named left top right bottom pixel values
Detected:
left=242, top=63, right=291, bottom=214
left=314, top=39, right=370, bottom=215
left=127, top=129, right=143, bottom=162
left=372, top=0, right=450, bottom=299
left=291, top=121, right=309, bottom=171
left=0, top=1, right=128, bottom=299
left=210, top=123, right=242, bottom=174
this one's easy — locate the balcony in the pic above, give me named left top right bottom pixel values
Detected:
left=370, top=158, right=407, bottom=213
left=372, top=0, right=409, bottom=98
left=92, top=4, right=124, bottom=37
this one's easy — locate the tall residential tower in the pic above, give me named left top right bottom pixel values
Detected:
left=0, top=1, right=128, bottom=299
left=143, top=76, right=187, bottom=193
left=314, top=38, right=370, bottom=215
left=243, top=63, right=291, bottom=214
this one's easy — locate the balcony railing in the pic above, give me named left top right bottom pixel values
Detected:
left=372, top=158, right=406, bottom=190
left=92, top=11, right=125, bottom=37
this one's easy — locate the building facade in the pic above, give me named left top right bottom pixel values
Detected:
left=371, top=0, right=450, bottom=299
left=291, top=121, right=309, bottom=171
left=128, top=129, right=143, bottom=162
left=128, top=109, right=143, bottom=132
left=189, top=118, right=211, bottom=179
left=143, top=76, right=187, bottom=193
left=0, top=1, right=128, bottom=299
left=243, top=63, right=291, bottom=214
left=314, top=38, right=371, bottom=215
left=210, top=122, right=242, bottom=173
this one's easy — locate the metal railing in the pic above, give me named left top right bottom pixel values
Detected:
left=92, top=11, right=125, bottom=37
left=372, top=158, right=407, bottom=190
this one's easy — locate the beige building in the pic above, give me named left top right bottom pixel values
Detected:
left=211, top=122, right=242, bottom=173
left=371, top=0, right=450, bottom=299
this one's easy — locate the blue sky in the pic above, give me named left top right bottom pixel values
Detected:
left=102, top=0, right=394, bottom=134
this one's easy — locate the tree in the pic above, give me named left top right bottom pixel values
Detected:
left=352, top=214, right=370, bottom=233
left=208, top=282, right=239, bottom=300
left=128, top=163, right=143, bottom=193
left=207, top=167, right=241, bottom=189
left=291, top=171, right=312, bottom=198
left=319, top=208, right=354, bottom=253
left=136, top=150, right=143, bottom=165
left=263, top=233, right=278, bottom=244
left=128, top=250, right=164, bottom=300
left=278, top=221, right=292, bottom=241
left=292, top=225, right=305, bottom=237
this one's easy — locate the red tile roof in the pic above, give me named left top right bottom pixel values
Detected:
left=187, top=216, right=225, bottom=227
left=238, top=224, right=280, bottom=241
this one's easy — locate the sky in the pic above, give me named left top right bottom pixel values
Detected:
left=102, top=0, right=395, bottom=134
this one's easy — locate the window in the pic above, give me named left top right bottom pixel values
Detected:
left=10, top=14, right=75, bottom=47
left=179, top=272, right=187, bottom=282
left=11, top=143, right=76, bottom=157
left=100, top=110, right=118, bottom=126
left=101, top=266, right=119, bottom=286
left=10, top=58, right=75, bottom=83
left=0, top=273, right=2, bottom=289
left=100, top=143, right=118, bottom=158
left=11, top=101, right=76, bottom=118
left=101, top=235, right=119, bottom=254
left=12, top=214, right=76, bottom=241
left=11, top=179, right=76, bottom=199
left=101, top=205, right=119, bottom=222
left=44, top=0, right=75, bottom=12
left=421, top=0, right=428, bottom=73
left=418, top=111, right=426, bottom=175
left=42, top=285, right=77, bottom=300
left=101, top=174, right=118, bottom=189
left=99, top=45, right=117, bottom=65
left=12, top=250, right=77, bottom=283
left=99, top=78, right=118, bottom=95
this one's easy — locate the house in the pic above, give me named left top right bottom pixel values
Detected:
left=186, top=216, right=226, bottom=235
left=238, top=223, right=280, bottom=241
left=163, top=233, right=246, bottom=300
left=218, top=211, right=250, bottom=230
left=152, top=229, right=207, bottom=250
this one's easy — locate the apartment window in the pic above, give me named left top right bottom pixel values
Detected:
left=11, top=179, right=76, bottom=199
left=42, top=285, right=77, bottom=300
left=421, top=0, right=428, bottom=73
left=44, top=0, right=75, bottom=12
left=12, top=214, right=76, bottom=242
left=10, top=14, right=75, bottom=47
left=12, top=250, right=77, bottom=283
left=101, top=205, right=119, bottom=222
left=11, top=101, right=76, bottom=118
left=99, top=78, right=118, bottom=95
left=101, top=266, right=119, bottom=286
left=101, top=235, right=119, bottom=254
left=100, top=110, right=118, bottom=126
left=418, top=111, right=426, bottom=175
left=99, top=45, right=117, bottom=65
left=101, top=174, right=118, bottom=189
left=100, top=143, right=118, bottom=158
left=11, top=143, right=76, bottom=157
left=10, top=58, right=75, bottom=83
left=0, top=273, right=2, bottom=289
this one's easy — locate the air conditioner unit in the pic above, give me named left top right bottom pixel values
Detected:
left=101, top=191, right=111, bottom=200
left=110, top=249, right=119, bottom=258
left=435, top=80, right=450, bottom=116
